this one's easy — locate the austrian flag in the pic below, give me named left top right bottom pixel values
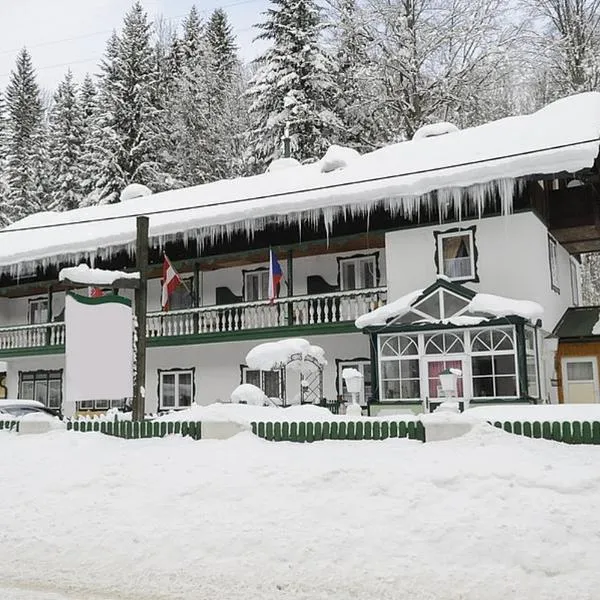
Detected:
left=161, top=255, right=182, bottom=311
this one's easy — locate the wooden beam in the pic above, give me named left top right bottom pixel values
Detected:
left=133, top=216, right=149, bottom=421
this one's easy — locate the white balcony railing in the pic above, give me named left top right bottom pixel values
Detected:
left=0, top=287, right=387, bottom=350
left=146, top=287, right=387, bottom=338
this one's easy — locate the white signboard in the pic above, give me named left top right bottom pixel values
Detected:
left=65, top=293, right=133, bottom=403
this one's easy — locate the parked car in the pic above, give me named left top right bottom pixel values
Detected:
left=0, top=400, right=61, bottom=419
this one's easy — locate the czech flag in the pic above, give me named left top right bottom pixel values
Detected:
left=268, top=249, right=283, bottom=304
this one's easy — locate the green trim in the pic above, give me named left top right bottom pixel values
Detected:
left=0, top=345, right=65, bottom=358
left=515, top=321, right=528, bottom=397
left=369, top=332, right=379, bottom=402
left=418, top=278, right=477, bottom=302
left=147, top=322, right=357, bottom=347
left=68, top=292, right=132, bottom=307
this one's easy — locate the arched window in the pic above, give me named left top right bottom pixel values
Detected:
left=379, top=335, right=420, bottom=401
left=424, top=332, right=464, bottom=355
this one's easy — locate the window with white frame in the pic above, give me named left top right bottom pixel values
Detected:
left=525, top=327, right=539, bottom=398
left=19, top=370, right=62, bottom=409
left=28, top=298, right=49, bottom=324
left=159, top=369, right=194, bottom=410
left=570, top=259, right=580, bottom=305
left=78, top=399, right=125, bottom=411
left=470, top=328, right=518, bottom=398
left=548, top=236, right=560, bottom=292
left=339, top=255, right=377, bottom=291
left=169, top=277, right=193, bottom=310
left=337, top=360, right=372, bottom=405
left=242, top=367, right=282, bottom=399
left=436, top=230, right=475, bottom=281
left=244, top=270, right=269, bottom=301
left=379, top=335, right=420, bottom=401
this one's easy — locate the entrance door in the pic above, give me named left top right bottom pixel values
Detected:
left=562, top=358, right=599, bottom=404
left=427, top=359, right=464, bottom=399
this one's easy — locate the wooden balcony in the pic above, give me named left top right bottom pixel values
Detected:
left=0, top=288, right=387, bottom=356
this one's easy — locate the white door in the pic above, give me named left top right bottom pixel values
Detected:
left=561, top=358, right=599, bottom=404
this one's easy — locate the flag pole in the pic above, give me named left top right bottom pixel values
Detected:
left=133, top=216, right=149, bottom=421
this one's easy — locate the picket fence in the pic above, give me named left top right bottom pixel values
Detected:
left=64, top=419, right=203, bottom=439
left=251, top=419, right=426, bottom=442
left=490, top=420, right=600, bottom=444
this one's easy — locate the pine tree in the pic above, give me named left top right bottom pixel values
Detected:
left=206, top=9, right=237, bottom=85
left=246, top=0, right=341, bottom=172
left=47, top=70, right=84, bottom=211
left=94, top=2, right=159, bottom=204
left=78, top=73, right=102, bottom=202
left=3, top=48, right=47, bottom=223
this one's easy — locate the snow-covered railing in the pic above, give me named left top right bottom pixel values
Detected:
left=146, top=287, right=387, bottom=338
left=0, top=321, right=65, bottom=350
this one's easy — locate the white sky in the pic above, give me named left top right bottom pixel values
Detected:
left=0, top=0, right=269, bottom=93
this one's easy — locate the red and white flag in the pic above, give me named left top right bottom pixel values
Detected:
left=88, top=287, right=103, bottom=298
left=161, top=254, right=182, bottom=311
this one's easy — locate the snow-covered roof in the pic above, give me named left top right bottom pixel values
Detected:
left=2, top=92, right=599, bottom=275
left=59, top=264, right=140, bottom=286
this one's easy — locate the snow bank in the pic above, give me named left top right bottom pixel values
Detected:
left=1, top=425, right=600, bottom=599
left=319, top=144, right=360, bottom=173
left=3, top=93, right=600, bottom=275
left=466, top=403, right=600, bottom=422
left=468, top=293, right=543, bottom=322
left=265, top=157, right=301, bottom=172
left=231, top=384, right=268, bottom=406
left=246, top=338, right=326, bottom=370
left=59, top=263, right=139, bottom=286
left=355, top=289, right=423, bottom=328
left=413, top=122, right=459, bottom=140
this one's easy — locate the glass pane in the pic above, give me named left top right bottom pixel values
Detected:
left=525, top=328, right=535, bottom=353
left=442, top=234, right=472, bottom=278
left=400, top=359, right=419, bottom=379
left=96, top=399, right=110, bottom=409
left=245, top=370, right=261, bottom=387
left=363, top=364, right=372, bottom=384
left=496, top=376, right=517, bottom=397
left=424, top=334, right=444, bottom=354
left=260, top=272, right=269, bottom=300
left=472, top=331, right=492, bottom=352
left=445, top=333, right=464, bottom=353
left=162, top=373, right=176, bottom=407
left=494, top=354, right=516, bottom=375
left=34, top=380, right=48, bottom=405
left=263, top=371, right=280, bottom=398
left=527, top=357, right=538, bottom=397
left=380, top=336, right=399, bottom=357
left=79, top=400, right=94, bottom=410
left=442, top=292, right=469, bottom=318
left=381, top=361, right=400, bottom=379
left=178, top=373, right=192, bottom=407
left=48, top=380, right=62, bottom=409
left=492, top=330, right=513, bottom=351
left=20, top=381, right=34, bottom=400
left=414, top=293, right=441, bottom=319
left=382, top=380, right=401, bottom=400
left=399, top=336, right=418, bottom=355
left=361, top=259, right=375, bottom=288
left=472, top=356, right=493, bottom=376
left=473, top=377, right=494, bottom=397
left=567, top=362, right=594, bottom=381
left=342, top=262, right=356, bottom=290
left=170, top=279, right=193, bottom=310
left=401, top=380, right=420, bottom=398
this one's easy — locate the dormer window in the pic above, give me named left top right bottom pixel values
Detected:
left=435, top=228, right=477, bottom=282
left=338, top=254, right=378, bottom=291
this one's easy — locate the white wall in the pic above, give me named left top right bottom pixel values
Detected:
left=385, top=212, right=574, bottom=332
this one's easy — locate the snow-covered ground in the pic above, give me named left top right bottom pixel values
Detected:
left=1, top=426, right=600, bottom=599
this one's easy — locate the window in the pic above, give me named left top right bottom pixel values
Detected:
left=28, top=298, right=49, bottom=324
left=337, top=360, right=372, bottom=405
left=379, top=335, right=420, bottom=401
left=242, top=367, right=282, bottom=399
left=244, top=270, right=269, bottom=301
left=470, top=328, right=517, bottom=398
left=548, top=236, right=560, bottom=293
left=159, top=369, right=194, bottom=410
left=19, top=370, right=62, bottom=409
left=424, top=332, right=464, bottom=354
left=570, top=259, right=580, bottom=305
left=339, top=255, right=377, bottom=291
left=525, top=327, right=539, bottom=398
left=436, top=230, right=475, bottom=281
left=78, top=399, right=125, bottom=411
left=169, top=277, right=193, bottom=310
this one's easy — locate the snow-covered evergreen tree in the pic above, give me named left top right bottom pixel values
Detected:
left=246, top=0, right=341, bottom=171
left=206, top=8, right=238, bottom=85
left=47, top=70, right=83, bottom=211
left=3, top=48, right=48, bottom=223
left=77, top=73, right=102, bottom=203
left=94, top=2, right=159, bottom=204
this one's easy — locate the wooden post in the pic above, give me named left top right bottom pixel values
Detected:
left=287, top=249, right=293, bottom=325
left=46, top=284, right=53, bottom=346
left=133, top=216, right=149, bottom=421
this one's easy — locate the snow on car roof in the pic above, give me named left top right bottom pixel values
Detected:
left=1, top=92, right=599, bottom=276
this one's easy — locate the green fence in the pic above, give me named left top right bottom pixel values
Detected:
left=490, top=420, right=600, bottom=444
left=251, top=420, right=425, bottom=443
left=66, top=419, right=202, bottom=440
